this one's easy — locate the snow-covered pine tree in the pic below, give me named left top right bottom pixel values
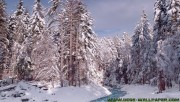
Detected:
left=45, top=0, right=63, bottom=86
left=166, top=0, right=180, bottom=83
left=152, top=0, right=167, bottom=86
left=7, top=14, right=16, bottom=70
left=12, top=0, right=25, bottom=79
left=102, top=33, right=131, bottom=87
left=76, top=1, right=98, bottom=85
left=153, top=0, right=168, bottom=43
left=156, top=0, right=180, bottom=84
left=58, top=0, right=97, bottom=86
left=120, top=33, right=131, bottom=84
left=16, top=9, right=32, bottom=80
left=130, top=11, right=153, bottom=84
left=30, top=0, right=45, bottom=80
left=10, top=0, right=32, bottom=80
left=97, top=37, right=119, bottom=87
left=0, top=0, right=9, bottom=79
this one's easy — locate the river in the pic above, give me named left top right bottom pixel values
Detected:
left=90, top=88, right=127, bottom=102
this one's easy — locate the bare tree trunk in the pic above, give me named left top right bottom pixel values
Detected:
left=60, top=30, right=64, bottom=87
left=85, top=59, right=88, bottom=85
left=69, top=1, right=73, bottom=86
left=158, top=70, right=166, bottom=93
left=78, top=61, right=81, bottom=87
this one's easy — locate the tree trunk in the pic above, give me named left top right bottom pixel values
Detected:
left=0, top=68, right=3, bottom=80
left=60, top=30, right=64, bottom=87
left=69, top=1, right=73, bottom=86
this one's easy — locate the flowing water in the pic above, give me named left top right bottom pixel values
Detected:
left=90, top=88, right=127, bottom=102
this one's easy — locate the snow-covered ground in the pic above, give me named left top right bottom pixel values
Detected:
left=1, top=82, right=180, bottom=102
left=121, top=84, right=180, bottom=98
left=0, top=81, right=111, bottom=102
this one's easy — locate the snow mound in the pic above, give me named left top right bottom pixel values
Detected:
left=0, top=81, right=111, bottom=102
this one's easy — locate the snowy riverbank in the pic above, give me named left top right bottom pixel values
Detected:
left=0, top=81, right=111, bottom=102
left=121, top=84, right=180, bottom=98
left=1, top=82, right=180, bottom=102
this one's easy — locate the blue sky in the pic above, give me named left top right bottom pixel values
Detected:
left=5, top=0, right=156, bottom=37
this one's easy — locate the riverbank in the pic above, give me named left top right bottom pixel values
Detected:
left=121, top=84, right=180, bottom=98
left=0, top=81, right=111, bottom=102
left=1, top=82, right=180, bottom=102
left=91, top=84, right=180, bottom=102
